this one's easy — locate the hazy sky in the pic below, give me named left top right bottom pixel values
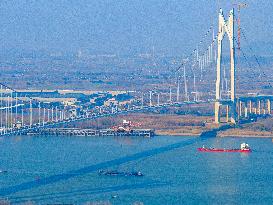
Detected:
left=0, top=0, right=272, bottom=56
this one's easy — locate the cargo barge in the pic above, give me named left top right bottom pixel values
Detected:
left=25, top=128, right=154, bottom=138
left=198, top=143, right=251, bottom=153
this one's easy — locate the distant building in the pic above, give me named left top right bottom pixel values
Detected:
left=69, top=109, right=78, bottom=118
left=119, top=100, right=133, bottom=105
left=14, top=121, right=23, bottom=129
left=104, top=98, right=118, bottom=106
left=90, top=98, right=97, bottom=103
left=62, top=99, right=77, bottom=106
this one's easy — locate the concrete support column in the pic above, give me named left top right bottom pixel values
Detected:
left=230, top=103, right=236, bottom=124
left=258, top=100, right=261, bottom=115
left=244, top=107, right=248, bottom=118
left=267, top=99, right=271, bottom=114
left=249, top=101, right=252, bottom=113
left=239, top=101, right=242, bottom=117
left=215, top=102, right=220, bottom=124
left=226, top=105, right=229, bottom=123
left=254, top=107, right=257, bottom=115
left=244, top=102, right=248, bottom=118
left=149, top=91, right=152, bottom=107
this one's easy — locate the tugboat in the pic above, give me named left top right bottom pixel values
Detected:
left=198, top=143, right=251, bottom=153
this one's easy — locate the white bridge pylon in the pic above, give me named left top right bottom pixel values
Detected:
left=215, top=8, right=236, bottom=124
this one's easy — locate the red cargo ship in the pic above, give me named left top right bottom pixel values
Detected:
left=198, top=143, right=251, bottom=153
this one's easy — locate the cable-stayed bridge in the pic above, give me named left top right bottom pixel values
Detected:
left=0, top=8, right=272, bottom=137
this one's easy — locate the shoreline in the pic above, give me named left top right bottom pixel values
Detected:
left=155, top=131, right=200, bottom=137
left=55, top=113, right=273, bottom=139
left=156, top=131, right=273, bottom=138
left=156, top=133, right=273, bottom=138
left=218, top=134, right=273, bottom=138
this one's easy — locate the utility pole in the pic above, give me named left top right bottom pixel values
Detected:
left=38, top=102, right=41, bottom=125
left=6, top=97, right=9, bottom=131
left=21, top=108, right=24, bottom=127
left=200, top=56, right=203, bottom=81
left=183, top=65, right=188, bottom=101
left=55, top=106, right=58, bottom=122
left=48, top=109, right=50, bottom=122
left=15, top=93, right=18, bottom=124
left=29, top=99, right=32, bottom=127
left=193, top=72, right=196, bottom=93
left=196, top=46, right=199, bottom=61
left=141, top=93, right=144, bottom=108
left=169, top=87, right=172, bottom=103
left=149, top=91, right=152, bottom=106
left=10, top=92, right=13, bottom=126
left=43, top=108, right=46, bottom=126
left=176, top=78, right=180, bottom=102
left=51, top=107, right=54, bottom=122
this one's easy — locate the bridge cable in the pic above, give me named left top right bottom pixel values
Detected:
left=239, top=26, right=271, bottom=87
left=224, top=18, right=272, bottom=94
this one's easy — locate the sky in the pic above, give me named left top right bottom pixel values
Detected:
left=0, top=0, right=272, bottom=56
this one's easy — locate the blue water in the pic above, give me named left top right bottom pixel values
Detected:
left=0, top=135, right=273, bottom=204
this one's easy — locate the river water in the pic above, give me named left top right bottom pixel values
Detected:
left=0, top=135, right=273, bottom=204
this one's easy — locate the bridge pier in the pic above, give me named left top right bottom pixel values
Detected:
left=257, top=100, right=261, bottom=115
left=267, top=99, right=271, bottom=114
left=254, top=107, right=257, bottom=115
left=226, top=105, right=229, bottom=123
left=239, top=101, right=242, bottom=117
left=214, top=102, right=220, bottom=124
left=240, top=99, right=272, bottom=117
left=249, top=100, right=252, bottom=113
left=244, top=103, right=248, bottom=118
left=261, top=100, right=265, bottom=115
left=230, top=103, right=236, bottom=124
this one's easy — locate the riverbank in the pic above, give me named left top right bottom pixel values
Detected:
left=218, top=129, right=273, bottom=138
left=112, top=114, right=273, bottom=138
left=218, top=118, right=273, bottom=138
left=60, top=112, right=273, bottom=138
left=63, top=113, right=212, bottom=136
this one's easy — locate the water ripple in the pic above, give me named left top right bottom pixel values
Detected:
left=0, top=137, right=204, bottom=197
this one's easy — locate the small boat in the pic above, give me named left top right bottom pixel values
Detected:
left=98, top=170, right=144, bottom=177
left=0, top=170, right=7, bottom=173
left=128, top=171, right=144, bottom=177
left=198, top=143, right=251, bottom=153
left=111, top=195, right=118, bottom=198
